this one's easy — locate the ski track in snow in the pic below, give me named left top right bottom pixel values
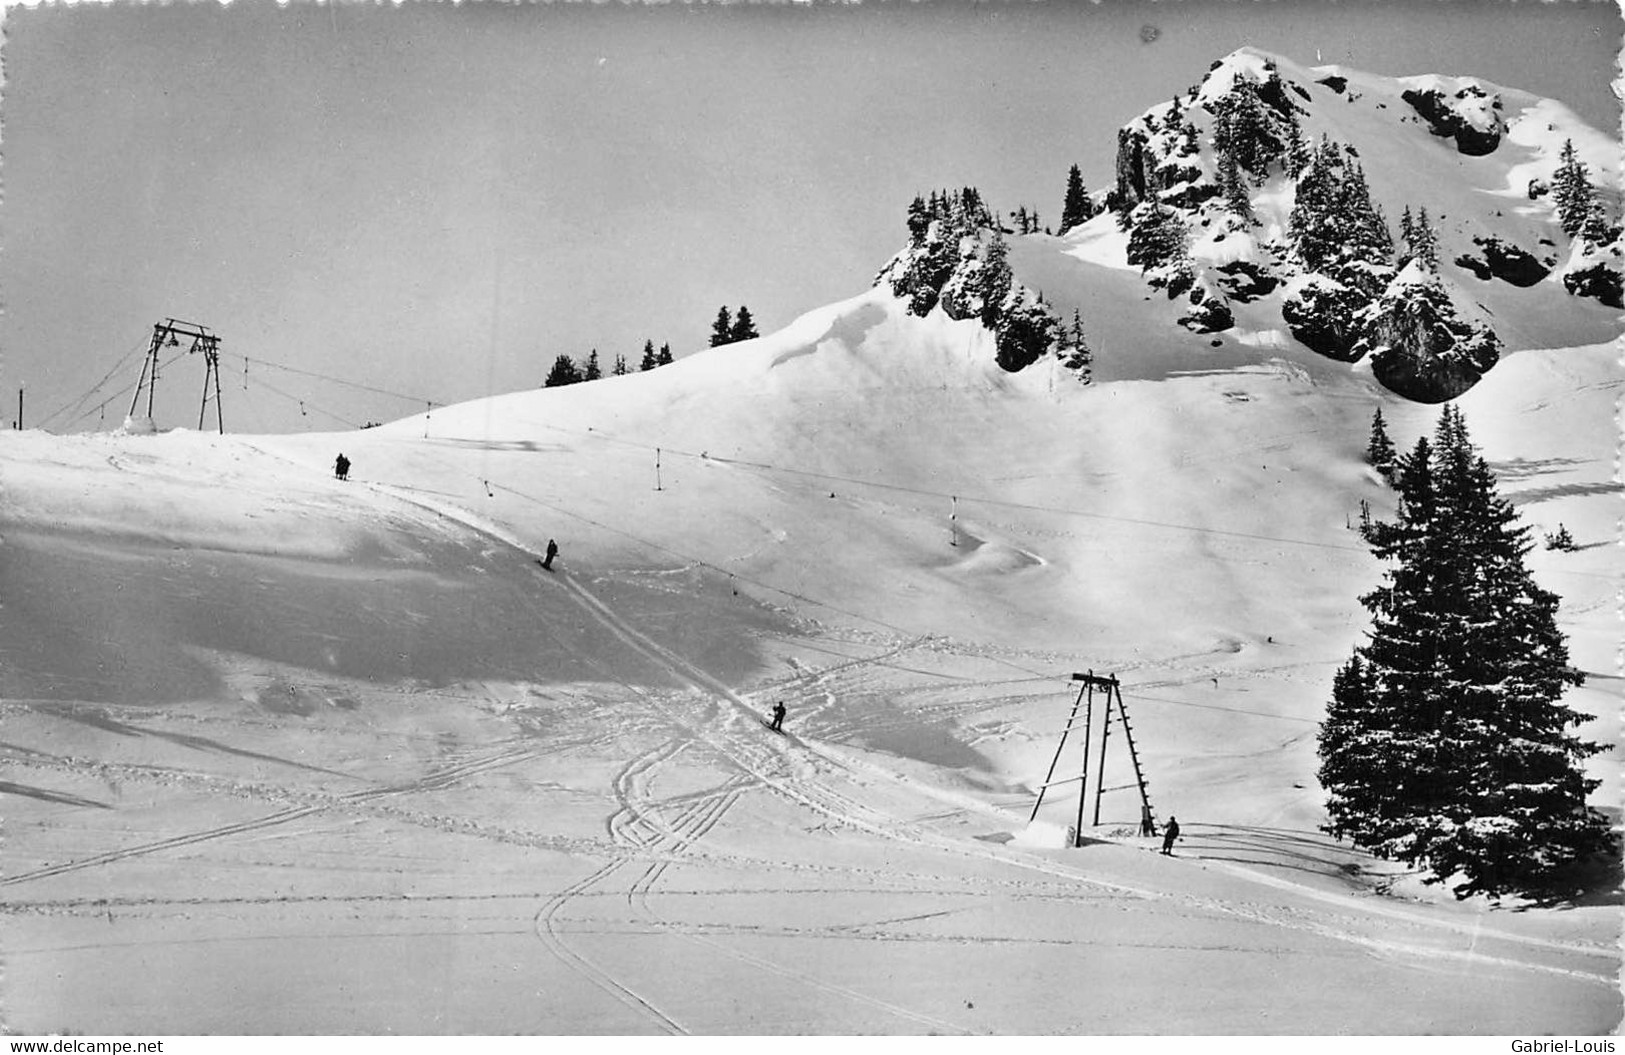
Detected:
left=0, top=737, right=603, bottom=887
left=340, top=469, right=1617, bottom=991
left=7, top=375, right=1618, bottom=1032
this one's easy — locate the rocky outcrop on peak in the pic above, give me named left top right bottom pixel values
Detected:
left=1400, top=83, right=1505, bottom=156
left=875, top=188, right=1090, bottom=380
left=1453, top=236, right=1549, bottom=287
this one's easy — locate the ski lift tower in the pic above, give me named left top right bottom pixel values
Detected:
left=128, top=318, right=225, bottom=433
left=1028, top=671, right=1157, bottom=847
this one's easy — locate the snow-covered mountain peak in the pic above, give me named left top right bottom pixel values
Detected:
left=1193, top=47, right=1299, bottom=108
left=1076, top=50, right=1624, bottom=400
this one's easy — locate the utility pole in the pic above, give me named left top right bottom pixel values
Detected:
left=15, top=384, right=22, bottom=430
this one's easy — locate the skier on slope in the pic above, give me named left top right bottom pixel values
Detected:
left=334, top=453, right=350, bottom=481
left=769, top=700, right=786, bottom=732
left=542, top=538, right=558, bottom=571
left=1161, top=816, right=1181, bottom=855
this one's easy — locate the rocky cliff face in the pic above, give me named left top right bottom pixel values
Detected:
left=870, top=49, right=1620, bottom=404
left=1083, top=49, right=1622, bottom=401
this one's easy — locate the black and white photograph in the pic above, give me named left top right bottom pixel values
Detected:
left=1, top=0, right=1620, bottom=1037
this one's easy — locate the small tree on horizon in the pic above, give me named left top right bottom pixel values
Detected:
left=583, top=349, right=602, bottom=381
left=657, top=342, right=674, bottom=366
left=1060, top=163, right=1093, bottom=234
left=709, top=307, right=734, bottom=347
left=730, top=305, right=759, bottom=343
left=612, top=353, right=628, bottom=376
left=544, top=354, right=582, bottom=387
left=640, top=340, right=658, bottom=372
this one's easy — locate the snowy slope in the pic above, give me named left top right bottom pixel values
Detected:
left=1, top=52, right=1620, bottom=1035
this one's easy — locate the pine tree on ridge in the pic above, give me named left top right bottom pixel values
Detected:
left=730, top=305, right=758, bottom=343
left=709, top=307, right=734, bottom=348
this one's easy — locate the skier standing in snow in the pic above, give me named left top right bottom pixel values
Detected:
left=1161, top=816, right=1181, bottom=855
left=769, top=700, right=786, bottom=732
left=334, top=453, right=350, bottom=481
left=542, top=538, right=558, bottom=571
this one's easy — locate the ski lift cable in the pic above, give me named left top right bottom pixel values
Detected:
left=250, top=377, right=359, bottom=428
left=387, top=434, right=929, bottom=642
left=484, top=474, right=920, bottom=640
left=1118, top=689, right=1321, bottom=726
left=215, top=350, right=438, bottom=408
left=59, top=348, right=190, bottom=430
left=467, top=416, right=1371, bottom=557
left=380, top=438, right=1057, bottom=684
left=201, top=354, right=1361, bottom=554
left=62, top=390, right=129, bottom=430
left=38, top=338, right=151, bottom=428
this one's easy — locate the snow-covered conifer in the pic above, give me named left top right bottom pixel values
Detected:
left=1412, top=207, right=1440, bottom=272
left=1366, top=406, right=1396, bottom=479
left=978, top=231, right=1013, bottom=328
left=1060, top=164, right=1093, bottom=234
left=544, top=354, right=582, bottom=387
left=1320, top=407, right=1610, bottom=899
left=906, top=195, right=931, bottom=245
left=1125, top=200, right=1190, bottom=277
left=1218, top=148, right=1254, bottom=224
left=1552, top=139, right=1595, bottom=238
left=1063, top=308, right=1094, bottom=382
left=709, top=307, right=734, bottom=348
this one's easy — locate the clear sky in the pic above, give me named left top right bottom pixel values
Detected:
left=4, top=0, right=1620, bottom=434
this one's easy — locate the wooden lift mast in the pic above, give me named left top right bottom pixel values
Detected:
left=1028, top=671, right=1156, bottom=848
left=128, top=318, right=225, bottom=433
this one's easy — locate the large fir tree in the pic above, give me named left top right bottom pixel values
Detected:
left=730, top=305, right=759, bottom=343
left=1319, top=407, right=1610, bottom=899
